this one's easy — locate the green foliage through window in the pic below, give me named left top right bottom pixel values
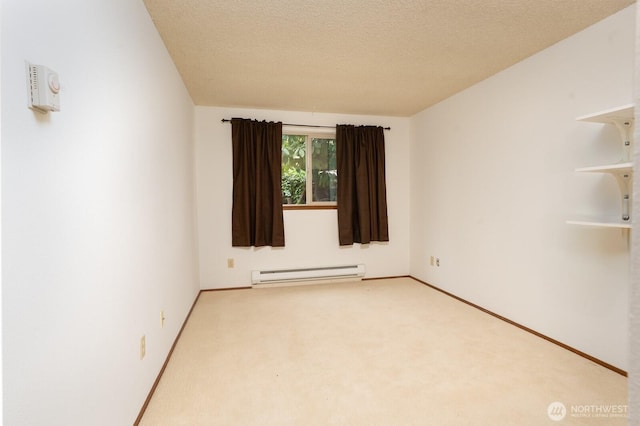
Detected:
left=311, top=138, right=337, bottom=202
left=282, top=135, right=307, bottom=204
left=282, top=134, right=336, bottom=205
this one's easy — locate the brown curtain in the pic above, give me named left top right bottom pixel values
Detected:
left=231, top=118, right=285, bottom=247
left=336, top=125, right=389, bottom=245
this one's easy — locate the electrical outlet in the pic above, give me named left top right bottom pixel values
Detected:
left=227, top=258, right=234, bottom=268
left=436, top=258, right=440, bottom=267
left=140, top=335, right=146, bottom=360
left=160, top=310, right=165, bottom=328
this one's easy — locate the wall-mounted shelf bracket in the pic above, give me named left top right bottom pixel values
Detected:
left=576, top=104, right=634, bottom=162
left=614, top=171, right=632, bottom=222
left=612, top=119, right=633, bottom=162
left=574, top=163, right=632, bottom=223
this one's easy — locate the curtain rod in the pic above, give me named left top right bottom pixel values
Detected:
left=221, top=119, right=390, bottom=131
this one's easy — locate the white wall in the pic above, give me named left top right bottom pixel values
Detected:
left=410, top=6, right=635, bottom=370
left=1, top=1, right=199, bottom=425
left=195, top=107, right=410, bottom=288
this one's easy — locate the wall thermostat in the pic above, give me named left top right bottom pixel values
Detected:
left=27, top=62, right=60, bottom=113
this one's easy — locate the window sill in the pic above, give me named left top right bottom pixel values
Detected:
left=283, top=205, right=337, bottom=210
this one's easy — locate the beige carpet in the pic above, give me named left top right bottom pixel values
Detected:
left=139, top=278, right=627, bottom=425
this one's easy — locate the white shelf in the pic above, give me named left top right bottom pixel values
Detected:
left=570, top=104, right=634, bottom=229
left=576, top=104, right=634, bottom=123
left=566, top=217, right=632, bottom=229
left=575, top=162, right=632, bottom=174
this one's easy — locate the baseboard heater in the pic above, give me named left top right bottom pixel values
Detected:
left=251, top=264, right=365, bottom=287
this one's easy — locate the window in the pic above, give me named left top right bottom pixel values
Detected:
left=282, top=133, right=337, bottom=206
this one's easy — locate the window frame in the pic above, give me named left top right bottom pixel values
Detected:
left=282, top=128, right=337, bottom=209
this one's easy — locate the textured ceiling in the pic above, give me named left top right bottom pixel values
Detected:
left=143, top=0, right=635, bottom=117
